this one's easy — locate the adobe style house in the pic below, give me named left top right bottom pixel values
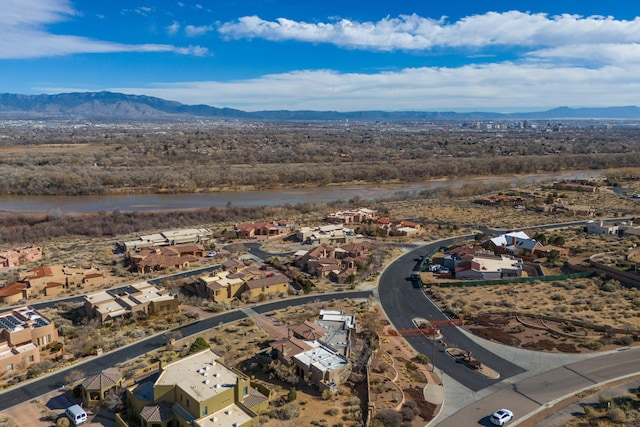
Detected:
left=84, top=282, right=179, bottom=324
left=553, top=180, right=598, bottom=192
left=15, top=264, right=105, bottom=296
left=194, top=266, right=290, bottom=302
left=122, top=349, right=270, bottom=427
left=81, top=369, right=123, bottom=407
left=295, top=225, right=364, bottom=245
left=586, top=220, right=620, bottom=235
left=0, top=245, right=42, bottom=269
left=234, top=220, right=294, bottom=240
left=325, top=208, right=377, bottom=224
left=0, top=282, right=30, bottom=304
left=241, top=273, right=289, bottom=300
left=455, top=253, right=524, bottom=280
left=118, top=228, right=213, bottom=252
left=373, top=217, right=423, bottom=236
left=294, top=242, right=372, bottom=283
left=271, top=310, right=354, bottom=391
left=0, top=306, right=58, bottom=374
left=128, top=245, right=204, bottom=273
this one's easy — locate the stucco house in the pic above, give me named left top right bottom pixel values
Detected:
left=122, top=349, right=270, bottom=427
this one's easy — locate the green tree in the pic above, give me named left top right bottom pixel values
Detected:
left=287, top=388, right=297, bottom=402
left=189, top=337, right=209, bottom=354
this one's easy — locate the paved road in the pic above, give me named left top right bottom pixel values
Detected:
left=378, top=238, right=525, bottom=392
left=435, top=346, right=640, bottom=426
left=0, top=290, right=372, bottom=412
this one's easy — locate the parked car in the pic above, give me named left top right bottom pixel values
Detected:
left=490, top=408, right=514, bottom=425
left=65, top=404, right=88, bottom=425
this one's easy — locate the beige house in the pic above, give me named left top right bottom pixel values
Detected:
left=128, top=245, right=204, bottom=274
left=0, top=245, right=42, bottom=268
left=242, top=273, right=290, bottom=300
left=85, top=282, right=179, bottom=324
left=0, top=306, right=58, bottom=374
left=16, top=264, right=105, bottom=295
left=122, top=349, right=270, bottom=427
left=0, top=282, right=30, bottom=304
left=234, top=220, right=293, bottom=240
left=118, top=228, right=213, bottom=252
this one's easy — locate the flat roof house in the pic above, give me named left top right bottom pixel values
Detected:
left=123, top=349, right=270, bottom=427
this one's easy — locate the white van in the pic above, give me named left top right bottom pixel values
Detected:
left=65, top=404, right=87, bottom=425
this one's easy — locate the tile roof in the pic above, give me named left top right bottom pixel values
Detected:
left=140, top=402, right=174, bottom=422
left=81, top=370, right=122, bottom=390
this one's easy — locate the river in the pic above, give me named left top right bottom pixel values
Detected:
left=0, top=170, right=602, bottom=214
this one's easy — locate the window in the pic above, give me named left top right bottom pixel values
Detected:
left=243, top=386, right=248, bottom=395
left=7, top=364, right=13, bottom=372
left=201, top=406, right=208, bottom=416
left=28, top=355, right=35, bottom=363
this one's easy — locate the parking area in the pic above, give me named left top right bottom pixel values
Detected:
left=3, top=390, right=115, bottom=427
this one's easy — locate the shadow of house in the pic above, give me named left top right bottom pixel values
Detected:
left=81, top=369, right=123, bottom=407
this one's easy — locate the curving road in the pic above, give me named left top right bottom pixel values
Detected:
left=377, top=236, right=640, bottom=426
left=378, top=238, right=525, bottom=391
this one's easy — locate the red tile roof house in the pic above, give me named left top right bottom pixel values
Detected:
left=128, top=245, right=203, bottom=274
left=235, top=220, right=293, bottom=240
left=0, top=282, right=31, bottom=304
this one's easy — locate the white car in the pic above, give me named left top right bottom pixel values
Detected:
left=490, top=408, right=514, bottom=425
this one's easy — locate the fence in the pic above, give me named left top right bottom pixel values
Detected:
left=426, top=271, right=595, bottom=288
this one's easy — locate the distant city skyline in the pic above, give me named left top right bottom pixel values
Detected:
left=2, top=1, right=639, bottom=112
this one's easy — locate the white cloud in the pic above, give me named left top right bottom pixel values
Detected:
left=167, top=21, right=181, bottom=36
left=98, top=62, right=640, bottom=112
left=218, top=11, right=640, bottom=59
left=0, top=0, right=207, bottom=59
left=185, top=24, right=214, bottom=37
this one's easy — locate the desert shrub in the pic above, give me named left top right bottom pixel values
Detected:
left=614, top=336, right=633, bottom=346
left=599, top=393, right=613, bottom=409
left=607, top=407, right=626, bottom=422
left=583, top=405, right=596, bottom=418
left=287, top=388, right=297, bottom=402
left=600, top=280, right=620, bottom=292
left=415, top=354, right=430, bottom=365
left=400, top=406, right=417, bottom=421
left=405, top=361, right=418, bottom=371
left=325, top=407, right=340, bottom=416
left=580, top=340, right=603, bottom=351
left=373, top=409, right=402, bottom=427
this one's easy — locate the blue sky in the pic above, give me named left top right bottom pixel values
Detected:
left=2, top=1, right=640, bottom=112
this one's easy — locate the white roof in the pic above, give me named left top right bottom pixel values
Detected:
left=490, top=231, right=530, bottom=247
left=294, top=346, right=347, bottom=373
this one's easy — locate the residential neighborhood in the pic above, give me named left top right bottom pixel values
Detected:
left=0, top=177, right=639, bottom=427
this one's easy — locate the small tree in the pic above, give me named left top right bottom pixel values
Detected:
left=103, top=386, right=125, bottom=411
left=287, top=388, right=297, bottom=402
left=64, top=369, right=86, bottom=387
left=56, top=416, right=70, bottom=427
left=189, top=337, right=209, bottom=354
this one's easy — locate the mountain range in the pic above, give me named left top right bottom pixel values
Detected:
left=1, top=91, right=639, bottom=121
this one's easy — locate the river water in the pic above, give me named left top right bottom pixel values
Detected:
left=0, top=170, right=602, bottom=214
